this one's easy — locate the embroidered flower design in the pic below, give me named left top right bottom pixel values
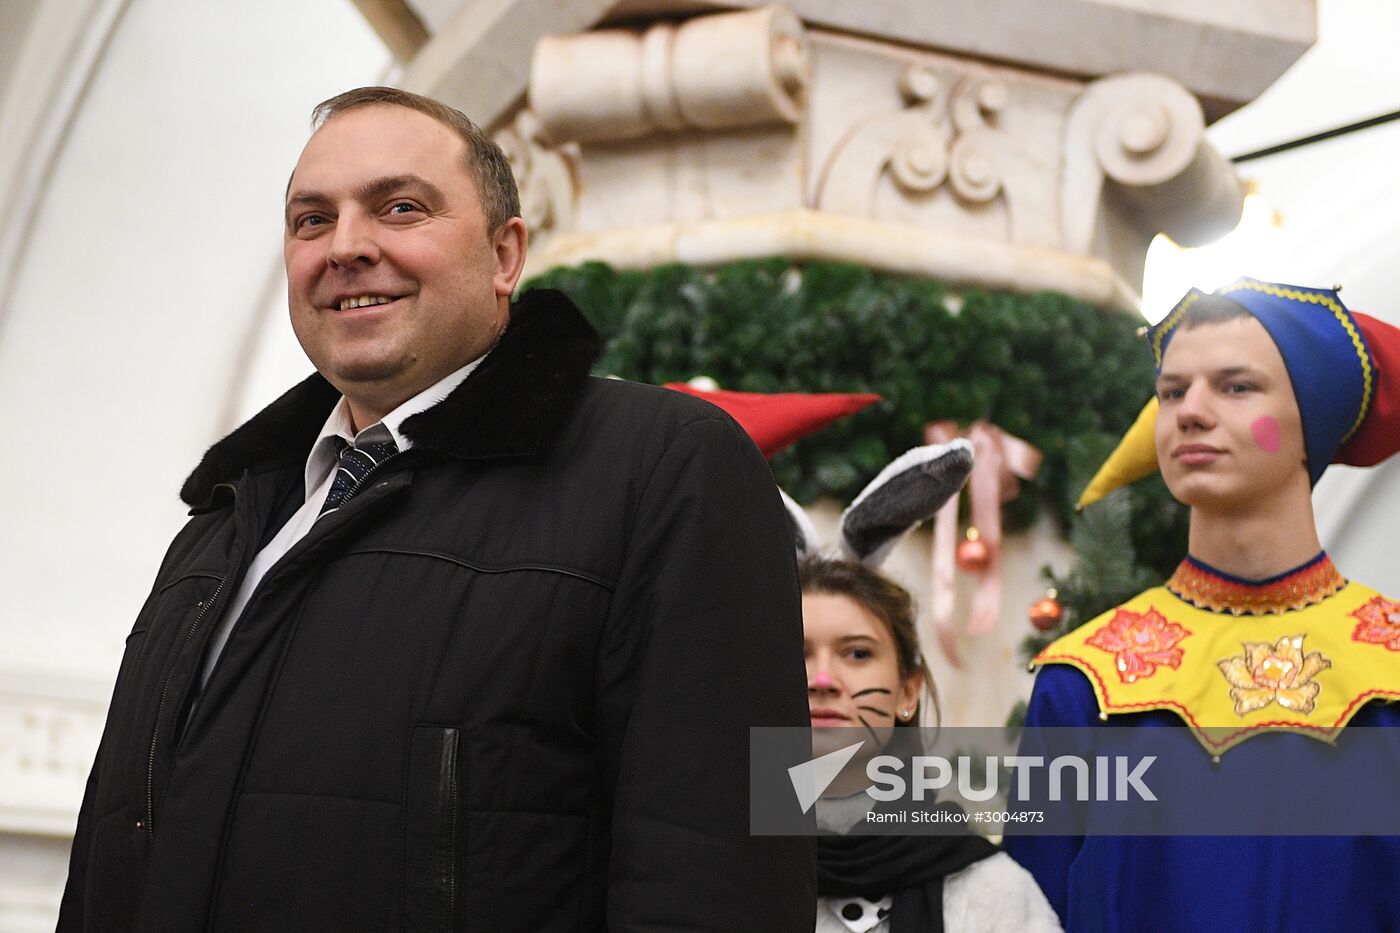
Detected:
left=1085, top=607, right=1191, bottom=684
left=1350, top=596, right=1400, bottom=651
left=1217, top=635, right=1331, bottom=716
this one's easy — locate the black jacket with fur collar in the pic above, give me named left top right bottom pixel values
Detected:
left=59, top=288, right=815, bottom=932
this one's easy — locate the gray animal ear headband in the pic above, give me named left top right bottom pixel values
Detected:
left=784, top=438, right=975, bottom=565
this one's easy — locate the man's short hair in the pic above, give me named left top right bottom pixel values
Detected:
left=1179, top=294, right=1254, bottom=331
left=311, top=86, right=521, bottom=233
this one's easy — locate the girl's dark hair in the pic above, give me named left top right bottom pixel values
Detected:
left=799, top=556, right=939, bottom=728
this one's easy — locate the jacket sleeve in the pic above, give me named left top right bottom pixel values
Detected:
left=1001, top=664, right=1098, bottom=926
left=56, top=750, right=100, bottom=930
left=596, top=415, right=816, bottom=931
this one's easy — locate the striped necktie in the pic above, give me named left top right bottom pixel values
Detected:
left=319, top=438, right=400, bottom=516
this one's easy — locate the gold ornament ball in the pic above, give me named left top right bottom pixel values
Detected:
left=1029, top=591, right=1064, bottom=632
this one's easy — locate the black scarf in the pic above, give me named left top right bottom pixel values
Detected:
left=817, top=800, right=997, bottom=933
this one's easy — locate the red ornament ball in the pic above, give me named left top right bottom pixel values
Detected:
left=955, top=528, right=991, bottom=574
left=1029, top=592, right=1064, bottom=632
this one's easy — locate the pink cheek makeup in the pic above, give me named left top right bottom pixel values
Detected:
left=1251, top=416, right=1281, bottom=453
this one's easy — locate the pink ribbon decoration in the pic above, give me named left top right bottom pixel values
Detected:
left=925, top=421, right=1044, bottom=666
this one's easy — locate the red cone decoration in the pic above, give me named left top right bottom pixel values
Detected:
left=664, top=383, right=881, bottom=459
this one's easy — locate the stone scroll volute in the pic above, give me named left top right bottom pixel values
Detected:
left=527, top=5, right=809, bottom=145
left=1062, top=72, right=1245, bottom=254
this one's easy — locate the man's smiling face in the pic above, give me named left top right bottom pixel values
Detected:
left=283, top=104, right=518, bottom=426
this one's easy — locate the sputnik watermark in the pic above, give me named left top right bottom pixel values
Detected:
left=789, top=741, right=1156, bottom=809
left=868, top=753, right=1156, bottom=802
left=754, top=726, right=1400, bottom=836
left=787, top=740, right=866, bottom=813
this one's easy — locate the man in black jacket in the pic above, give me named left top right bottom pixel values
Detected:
left=58, top=86, right=815, bottom=931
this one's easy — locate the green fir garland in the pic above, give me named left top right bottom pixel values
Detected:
left=524, top=259, right=1188, bottom=661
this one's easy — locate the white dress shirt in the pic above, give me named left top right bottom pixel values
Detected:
left=197, top=358, right=484, bottom=687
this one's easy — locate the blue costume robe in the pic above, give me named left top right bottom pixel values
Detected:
left=1004, top=556, right=1400, bottom=932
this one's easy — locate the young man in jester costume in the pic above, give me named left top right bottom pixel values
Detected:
left=1003, top=278, right=1400, bottom=931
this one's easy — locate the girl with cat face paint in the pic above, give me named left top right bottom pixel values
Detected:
left=802, top=559, right=929, bottom=783
left=795, top=554, right=1059, bottom=933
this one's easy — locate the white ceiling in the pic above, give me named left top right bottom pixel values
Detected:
left=0, top=1, right=40, bottom=91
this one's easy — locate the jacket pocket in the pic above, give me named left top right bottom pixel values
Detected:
left=405, top=725, right=460, bottom=932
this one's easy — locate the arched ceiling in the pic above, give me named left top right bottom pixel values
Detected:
left=0, top=0, right=392, bottom=679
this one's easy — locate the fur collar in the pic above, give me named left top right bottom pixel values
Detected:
left=180, top=288, right=601, bottom=506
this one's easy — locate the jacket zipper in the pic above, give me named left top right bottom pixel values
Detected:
left=145, top=577, right=224, bottom=836
left=438, top=729, right=459, bottom=930
left=141, top=463, right=400, bottom=835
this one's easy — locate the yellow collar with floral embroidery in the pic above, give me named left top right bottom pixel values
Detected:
left=1034, top=557, right=1400, bottom=755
